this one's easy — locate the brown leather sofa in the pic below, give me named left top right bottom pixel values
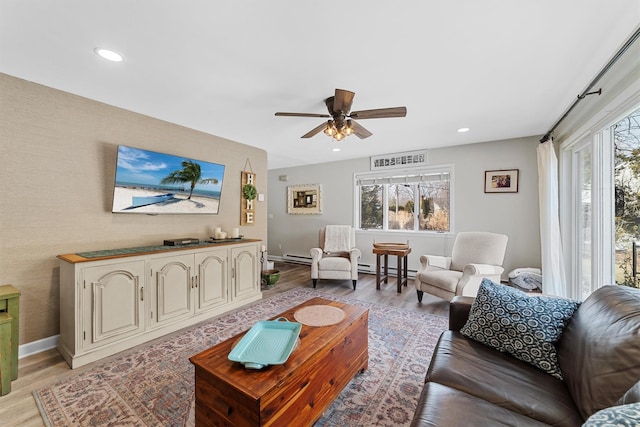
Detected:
left=411, top=285, right=640, bottom=426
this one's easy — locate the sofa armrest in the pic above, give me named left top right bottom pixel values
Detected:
left=419, top=255, right=452, bottom=270
left=349, top=248, right=362, bottom=278
left=310, top=247, right=323, bottom=262
left=461, top=263, right=504, bottom=277
left=456, top=264, right=505, bottom=297
left=349, top=247, right=362, bottom=262
left=449, top=296, right=475, bottom=331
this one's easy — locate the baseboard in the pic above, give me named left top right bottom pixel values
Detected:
left=19, top=334, right=58, bottom=359
left=271, top=254, right=417, bottom=278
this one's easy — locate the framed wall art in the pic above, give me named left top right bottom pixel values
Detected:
left=484, top=169, right=519, bottom=193
left=287, top=184, right=322, bottom=214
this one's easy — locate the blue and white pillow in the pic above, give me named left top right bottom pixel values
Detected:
left=582, top=403, right=640, bottom=426
left=460, top=279, right=581, bottom=380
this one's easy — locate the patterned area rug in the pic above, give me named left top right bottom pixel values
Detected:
left=34, top=288, right=447, bottom=426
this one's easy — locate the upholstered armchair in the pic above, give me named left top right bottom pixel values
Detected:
left=415, top=231, right=508, bottom=302
left=310, top=226, right=361, bottom=290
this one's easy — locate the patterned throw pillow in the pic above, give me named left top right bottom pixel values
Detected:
left=460, top=279, right=581, bottom=380
left=582, top=403, right=640, bottom=426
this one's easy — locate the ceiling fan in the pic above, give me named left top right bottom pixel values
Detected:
left=275, top=88, right=407, bottom=141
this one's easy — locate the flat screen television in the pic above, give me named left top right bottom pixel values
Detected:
left=112, top=145, right=225, bottom=214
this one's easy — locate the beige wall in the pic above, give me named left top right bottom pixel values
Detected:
left=267, top=136, right=541, bottom=279
left=0, top=73, right=267, bottom=346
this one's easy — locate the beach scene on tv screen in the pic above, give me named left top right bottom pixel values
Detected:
left=112, top=146, right=225, bottom=214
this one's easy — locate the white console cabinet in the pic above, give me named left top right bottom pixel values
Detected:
left=58, top=240, right=262, bottom=368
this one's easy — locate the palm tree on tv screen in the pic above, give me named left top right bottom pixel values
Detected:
left=160, top=160, right=218, bottom=200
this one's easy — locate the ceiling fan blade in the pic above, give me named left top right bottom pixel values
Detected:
left=332, top=89, right=355, bottom=114
left=301, top=122, right=328, bottom=138
left=275, top=112, right=331, bottom=118
left=350, top=120, right=373, bottom=139
left=349, top=106, right=407, bottom=120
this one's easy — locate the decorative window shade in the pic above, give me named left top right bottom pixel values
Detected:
left=356, top=171, right=450, bottom=186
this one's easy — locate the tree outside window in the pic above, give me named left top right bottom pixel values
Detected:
left=357, top=168, right=451, bottom=232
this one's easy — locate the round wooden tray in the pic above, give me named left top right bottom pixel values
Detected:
left=294, top=305, right=345, bottom=326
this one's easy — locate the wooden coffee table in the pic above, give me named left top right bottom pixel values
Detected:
left=189, top=297, right=369, bottom=427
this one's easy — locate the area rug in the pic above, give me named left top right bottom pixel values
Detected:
left=34, top=288, right=447, bottom=426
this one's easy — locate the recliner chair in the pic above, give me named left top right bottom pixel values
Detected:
left=310, top=226, right=361, bottom=290
left=415, top=231, right=508, bottom=302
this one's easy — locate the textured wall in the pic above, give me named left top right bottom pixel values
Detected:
left=0, top=73, right=267, bottom=345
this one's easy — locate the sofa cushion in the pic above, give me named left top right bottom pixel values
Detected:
left=317, top=255, right=351, bottom=271
left=427, top=331, right=583, bottom=427
left=460, top=279, right=580, bottom=379
left=416, top=269, right=462, bottom=293
left=410, top=382, right=550, bottom=427
left=582, top=403, right=640, bottom=427
left=557, top=285, right=640, bottom=419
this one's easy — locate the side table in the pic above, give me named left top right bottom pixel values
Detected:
left=0, top=284, right=20, bottom=395
left=373, top=245, right=411, bottom=293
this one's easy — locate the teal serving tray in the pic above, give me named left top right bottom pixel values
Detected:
left=228, top=317, right=302, bottom=369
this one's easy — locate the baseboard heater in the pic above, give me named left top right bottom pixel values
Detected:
left=279, top=253, right=416, bottom=277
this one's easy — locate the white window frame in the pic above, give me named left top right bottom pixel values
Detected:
left=560, top=92, right=640, bottom=299
left=353, top=164, right=455, bottom=235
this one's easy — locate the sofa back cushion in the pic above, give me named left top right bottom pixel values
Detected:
left=449, top=231, right=508, bottom=272
left=558, top=285, right=640, bottom=419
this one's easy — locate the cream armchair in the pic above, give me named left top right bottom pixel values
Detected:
left=416, top=231, right=508, bottom=302
left=310, top=226, right=361, bottom=290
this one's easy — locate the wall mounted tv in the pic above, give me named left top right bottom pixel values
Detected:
left=112, top=145, right=225, bottom=214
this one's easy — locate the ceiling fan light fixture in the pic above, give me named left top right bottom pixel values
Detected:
left=275, top=88, right=407, bottom=141
left=324, top=120, right=336, bottom=136
left=343, top=119, right=354, bottom=136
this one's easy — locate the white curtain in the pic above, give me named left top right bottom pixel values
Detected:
left=537, top=139, right=567, bottom=297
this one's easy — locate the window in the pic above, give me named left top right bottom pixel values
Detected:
left=355, top=166, right=452, bottom=232
left=560, top=104, right=639, bottom=299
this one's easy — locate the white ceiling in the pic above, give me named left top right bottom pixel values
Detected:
left=2, top=1, right=639, bottom=169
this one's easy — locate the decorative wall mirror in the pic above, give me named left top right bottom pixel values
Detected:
left=287, top=184, right=322, bottom=215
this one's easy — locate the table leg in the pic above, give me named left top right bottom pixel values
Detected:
left=376, top=253, right=381, bottom=290
left=383, top=254, right=389, bottom=284
left=7, top=296, right=18, bottom=380
left=397, top=255, right=403, bottom=293
left=0, top=313, right=12, bottom=395
left=404, top=254, right=409, bottom=287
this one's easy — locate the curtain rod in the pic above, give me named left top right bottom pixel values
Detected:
left=540, top=25, right=640, bottom=143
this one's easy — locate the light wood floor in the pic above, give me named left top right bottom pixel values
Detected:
left=0, top=262, right=449, bottom=427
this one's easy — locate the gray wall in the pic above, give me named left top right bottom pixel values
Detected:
left=0, top=73, right=267, bottom=346
left=267, top=136, right=541, bottom=279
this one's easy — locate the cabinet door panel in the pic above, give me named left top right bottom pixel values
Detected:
left=231, top=246, right=259, bottom=301
left=151, top=255, right=193, bottom=325
left=196, top=250, right=228, bottom=311
left=83, top=261, right=145, bottom=349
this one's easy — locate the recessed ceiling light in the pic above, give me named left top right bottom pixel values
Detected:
left=332, top=148, right=341, bottom=152
left=94, top=48, right=123, bottom=62
left=457, top=127, right=470, bottom=133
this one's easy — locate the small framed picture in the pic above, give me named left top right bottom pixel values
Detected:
left=484, top=169, right=519, bottom=193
